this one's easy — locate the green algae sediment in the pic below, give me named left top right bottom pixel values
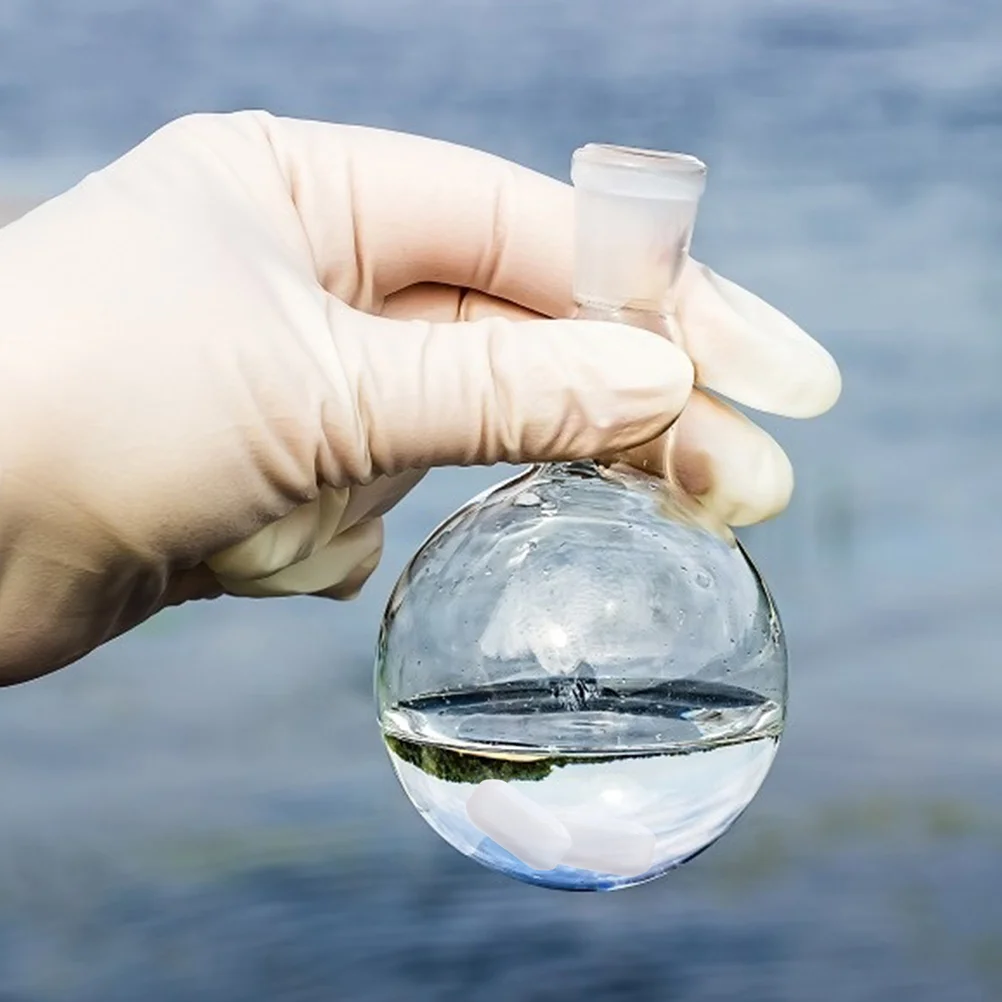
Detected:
left=384, top=733, right=573, bottom=783
left=382, top=732, right=763, bottom=783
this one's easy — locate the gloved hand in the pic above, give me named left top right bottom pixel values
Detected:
left=0, top=112, right=839, bottom=683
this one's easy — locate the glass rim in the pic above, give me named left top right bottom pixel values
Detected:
left=573, top=143, right=707, bottom=177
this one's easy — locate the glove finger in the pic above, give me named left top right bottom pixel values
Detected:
left=206, top=486, right=351, bottom=583
left=310, top=531, right=385, bottom=600
left=214, top=517, right=383, bottom=598
left=677, top=260, right=841, bottom=418
left=204, top=473, right=405, bottom=599
left=331, top=301, right=694, bottom=475
left=383, top=272, right=839, bottom=423
left=623, top=389, right=794, bottom=527
left=257, top=115, right=577, bottom=317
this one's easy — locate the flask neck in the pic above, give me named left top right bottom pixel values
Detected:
left=573, top=190, right=697, bottom=314
left=571, top=144, right=704, bottom=315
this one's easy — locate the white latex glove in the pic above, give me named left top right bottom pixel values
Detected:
left=0, top=112, right=839, bottom=683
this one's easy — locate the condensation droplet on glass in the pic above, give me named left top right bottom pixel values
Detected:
left=514, top=492, right=541, bottom=507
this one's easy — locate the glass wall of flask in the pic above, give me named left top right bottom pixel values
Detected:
left=374, top=144, right=788, bottom=892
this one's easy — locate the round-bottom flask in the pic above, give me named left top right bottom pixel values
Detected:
left=375, top=145, right=788, bottom=891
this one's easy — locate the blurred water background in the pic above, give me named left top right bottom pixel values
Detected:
left=1, top=0, right=1001, bottom=999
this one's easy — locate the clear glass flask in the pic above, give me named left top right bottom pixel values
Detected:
left=375, top=144, right=787, bottom=891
